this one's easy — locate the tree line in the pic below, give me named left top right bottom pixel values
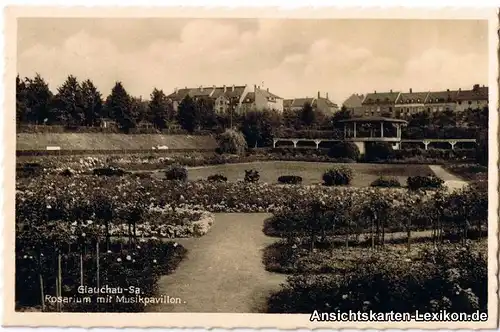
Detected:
left=16, top=73, right=488, bottom=141
left=16, top=73, right=340, bottom=135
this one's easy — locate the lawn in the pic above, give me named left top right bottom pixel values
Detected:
left=181, top=161, right=434, bottom=187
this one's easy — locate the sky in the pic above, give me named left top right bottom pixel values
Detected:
left=17, top=18, right=489, bottom=105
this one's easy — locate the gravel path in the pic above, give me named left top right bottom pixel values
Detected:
left=429, top=165, right=468, bottom=191
left=146, top=213, right=286, bottom=313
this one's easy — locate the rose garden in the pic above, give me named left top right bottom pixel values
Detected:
left=15, top=127, right=489, bottom=314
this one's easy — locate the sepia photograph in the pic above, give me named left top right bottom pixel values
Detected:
left=3, top=5, right=498, bottom=330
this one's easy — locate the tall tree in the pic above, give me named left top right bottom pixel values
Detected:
left=300, top=102, right=316, bottom=127
left=16, top=75, right=28, bottom=125
left=197, top=97, right=216, bottom=130
left=240, top=109, right=278, bottom=148
left=177, top=95, right=199, bottom=133
left=105, top=82, right=134, bottom=131
left=52, top=75, right=84, bottom=126
left=24, top=73, right=53, bottom=124
left=130, top=96, right=149, bottom=124
left=149, top=88, right=170, bottom=129
left=81, top=79, right=103, bottom=127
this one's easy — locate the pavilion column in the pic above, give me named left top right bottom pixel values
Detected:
left=380, top=122, right=384, bottom=138
left=353, top=122, right=357, bottom=138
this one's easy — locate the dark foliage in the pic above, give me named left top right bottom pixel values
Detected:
left=327, top=141, right=360, bottom=161
left=277, top=175, right=303, bottom=185
left=244, top=169, right=260, bottom=183
left=165, top=165, right=188, bottom=181
left=322, top=166, right=353, bottom=186
left=407, top=175, right=444, bottom=191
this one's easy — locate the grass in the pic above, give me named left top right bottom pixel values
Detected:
left=16, top=133, right=218, bottom=150
left=185, top=161, right=434, bottom=187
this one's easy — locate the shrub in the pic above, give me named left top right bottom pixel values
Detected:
left=17, top=162, right=44, bottom=178
left=370, top=176, right=401, bottom=188
left=60, top=169, right=74, bottom=177
left=217, top=129, right=248, bottom=155
left=475, top=135, right=488, bottom=166
left=165, top=165, right=188, bottom=181
left=322, top=166, right=353, bottom=186
left=407, top=175, right=444, bottom=190
left=207, top=174, right=228, bottom=182
left=364, top=142, right=394, bottom=162
left=93, top=167, right=129, bottom=177
left=327, top=142, right=360, bottom=161
left=244, top=169, right=260, bottom=183
left=278, top=175, right=303, bottom=185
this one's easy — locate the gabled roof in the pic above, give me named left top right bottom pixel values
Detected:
left=396, top=91, right=429, bottom=104
left=456, top=85, right=488, bottom=101
left=343, top=94, right=364, bottom=108
left=211, top=86, right=247, bottom=100
left=318, top=97, right=338, bottom=108
left=362, top=91, right=401, bottom=105
left=258, top=88, right=282, bottom=100
left=242, top=92, right=255, bottom=104
left=425, top=90, right=459, bottom=104
left=290, top=98, right=314, bottom=108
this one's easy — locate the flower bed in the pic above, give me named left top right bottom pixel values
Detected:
left=266, top=241, right=487, bottom=314
left=17, top=175, right=434, bottom=215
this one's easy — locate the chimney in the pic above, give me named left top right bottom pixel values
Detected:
left=223, top=85, right=227, bottom=93
left=174, top=87, right=178, bottom=94
left=267, top=87, right=269, bottom=92
left=326, top=92, right=329, bottom=99
left=374, top=90, right=377, bottom=94
left=459, top=88, right=461, bottom=92
left=390, top=89, right=393, bottom=93
left=200, top=85, right=203, bottom=92
left=254, top=84, right=257, bottom=92
left=318, top=91, right=320, bottom=99
left=232, top=85, right=235, bottom=92
left=409, top=88, right=412, bottom=93
left=447, top=89, right=450, bottom=92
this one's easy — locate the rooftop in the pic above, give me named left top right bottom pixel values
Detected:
left=338, top=116, right=408, bottom=124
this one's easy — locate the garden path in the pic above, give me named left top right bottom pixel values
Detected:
left=146, top=213, right=286, bottom=313
left=429, top=165, right=468, bottom=191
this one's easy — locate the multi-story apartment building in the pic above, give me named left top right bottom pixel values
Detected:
left=283, top=92, right=339, bottom=115
left=352, top=84, right=488, bottom=118
left=423, top=89, right=459, bottom=114
left=166, top=84, right=284, bottom=114
left=394, top=89, right=429, bottom=118
left=455, top=84, right=489, bottom=112
left=358, top=90, right=401, bottom=117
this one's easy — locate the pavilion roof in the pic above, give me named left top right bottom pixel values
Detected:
left=338, top=116, right=407, bottom=124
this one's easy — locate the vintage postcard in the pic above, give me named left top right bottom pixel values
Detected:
left=3, top=5, right=499, bottom=330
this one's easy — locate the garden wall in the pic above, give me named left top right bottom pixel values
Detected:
left=16, top=133, right=218, bottom=151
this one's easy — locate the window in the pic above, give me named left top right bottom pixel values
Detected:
left=219, top=107, right=223, bottom=113
left=371, top=112, right=375, bottom=116
left=417, top=99, right=420, bottom=103
left=458, top=101, right=462, bottom=105
left=435, top=98, right=439, bottom=102
left=468, top=101, right=472, bottom=105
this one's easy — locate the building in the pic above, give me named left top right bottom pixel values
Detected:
left=455, top=84, right=489, bottom=112
left=166, top=84, right=283, bottom=114
left=359, top=90, right=401, bottom=117
left=353, top=84, right=488, bottom=118
left=283, top=92, right=339, bottom=115
left=423, top=89, right=459, bottom=114
left=394, top=89, right=429, bottom=118
left=342, top=93, right=365, bottom=116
